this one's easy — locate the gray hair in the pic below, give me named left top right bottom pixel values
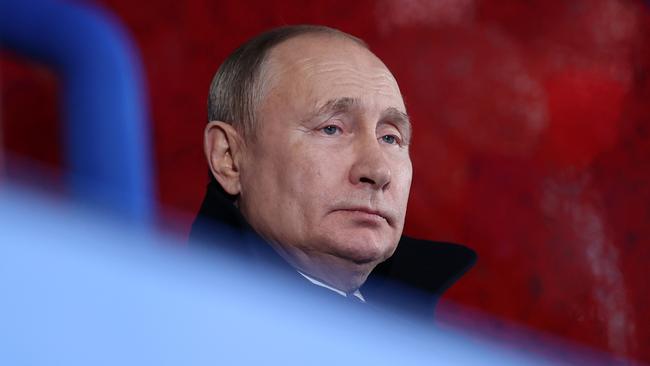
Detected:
left=207, top=25, right=367, bottom=141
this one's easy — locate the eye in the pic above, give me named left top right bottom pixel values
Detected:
left=321, top=125, right=342, bottom=136
left=381, top=134, right=400, bottom=145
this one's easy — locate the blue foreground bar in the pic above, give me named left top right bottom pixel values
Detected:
left=0, top=0, right=153, bottom=222
left=0, top=186, right=552, bottom=365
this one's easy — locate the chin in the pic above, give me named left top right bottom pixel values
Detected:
left=325, top=232, right=396, bottom=266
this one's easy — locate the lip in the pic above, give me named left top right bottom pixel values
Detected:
left=334, top=206, right=392, bottom=225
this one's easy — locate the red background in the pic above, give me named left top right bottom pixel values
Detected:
left=2, top=0, right=650, bottom=362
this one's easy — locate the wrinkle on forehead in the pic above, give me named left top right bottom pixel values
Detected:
left=266, top=37, right=401, bottom=93
left=257, top=36, right=407, bottom=132
left=294, top=60, right=401, bottom=98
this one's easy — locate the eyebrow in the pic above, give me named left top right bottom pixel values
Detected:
left=311, top=97, right=358, bottom=119
left=306, top=97, right=412, bottom=144
left=379, top=107, right=412, bottom=146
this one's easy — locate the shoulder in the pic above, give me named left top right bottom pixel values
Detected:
left=378, top=237, right=477, bottom=296
left=362, top=236, right=476, bottom=317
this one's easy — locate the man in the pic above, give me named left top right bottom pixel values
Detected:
left=191, top=25, right=475, bottom=317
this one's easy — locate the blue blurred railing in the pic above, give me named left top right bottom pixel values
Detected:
left=0, top=0, right=154, bottom=222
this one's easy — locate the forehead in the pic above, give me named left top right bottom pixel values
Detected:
left=261, top=34, right=406, bottom=113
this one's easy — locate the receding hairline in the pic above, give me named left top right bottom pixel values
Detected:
left=254, top=32, right=375, bottom=117
left=260, top=28, right=370, bottom=70
left=265, top=30, right=370, bottom=62
left=207, top=26, right=370, bottom=141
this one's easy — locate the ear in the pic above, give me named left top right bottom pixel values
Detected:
left=204, top=121, right=245, bottom=196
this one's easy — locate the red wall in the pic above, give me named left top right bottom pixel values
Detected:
left=2, top=0, right=649, bottom=362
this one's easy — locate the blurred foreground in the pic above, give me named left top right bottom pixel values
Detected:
left=0, top=184, right=640, bottom=365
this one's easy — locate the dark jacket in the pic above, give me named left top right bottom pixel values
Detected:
left=189, top=181, right=476, bottom=319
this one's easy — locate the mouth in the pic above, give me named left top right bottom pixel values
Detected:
left=334, top=207, right=392, bottom=226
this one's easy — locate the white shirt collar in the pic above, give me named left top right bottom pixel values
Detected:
left=297, top=271, right=366, bottom=303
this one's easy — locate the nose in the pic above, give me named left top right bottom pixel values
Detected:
left=349, top=137, right=391, bottom=191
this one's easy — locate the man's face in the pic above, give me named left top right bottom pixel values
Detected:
left=237, top=35, right=412, bottom=290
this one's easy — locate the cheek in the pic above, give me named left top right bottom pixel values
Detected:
left=286, top=148, right=337, bottom=206
left=282, top=143, right=357, bottom=226
left=401, top=161, right=413, bottom=197
left=392, top=157, right=413, bottom=211
left=252, top=142, right=334, bottom=213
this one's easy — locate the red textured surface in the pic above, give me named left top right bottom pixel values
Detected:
left=0, top=54, right=61, bottom=171
left=2, top=0, right=650, bottom=362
